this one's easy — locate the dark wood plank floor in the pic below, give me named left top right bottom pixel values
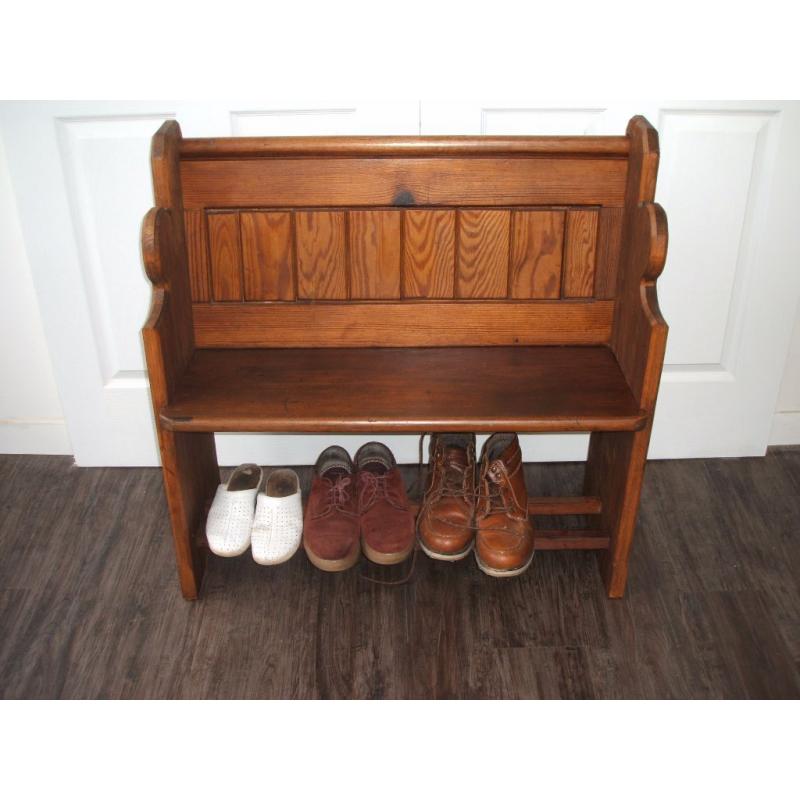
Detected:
left=1, top=449, right=798, bottom=699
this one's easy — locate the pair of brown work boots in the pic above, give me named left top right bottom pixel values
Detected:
left=418, top=432, right=535, bottom=577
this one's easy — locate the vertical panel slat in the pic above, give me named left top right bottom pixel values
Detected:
left=402, top=210, right=455, bottom=298
left=184, top=210, right=211, bottom=302
left=207, top=211, right=243, bottom=301
left=456, top=209, right=510, bottom=298
left=349, top=210, right=402, bottom=299
left=295, top=211, right=347, bottom=300
left=563, top=208, right=599, bottom=297
left=240, top=211, right=295, bottom=301
left=594, top=206, right=625, bottom=299
left=510, top=210, right=565, bottom=299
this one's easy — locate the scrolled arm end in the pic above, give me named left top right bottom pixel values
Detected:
left=639, top=202, right=668, bottom=282
left=141, top=206, right=179, bottom=287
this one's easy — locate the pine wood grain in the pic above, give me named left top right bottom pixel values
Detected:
left=145, top=123, right=218, bottom=600
left=240, top=211, right=295, bottom=301
left=563, top=209, right=599, bottom=298
left=348, top=210, right=402, bottom=299
left=594, top=206, right=625, bottom=299
left=160, top=345, right=646, bottom=433
left=402, top=210, right=455, bottom=298
left=148, top=121, right=194, bottom=367
left=295, top=211, right=347, bottom=300
left=183, top=210, right=211, bottom=302
left=207, top=211, right=243, bottom=301
left=180, top=134, right=632, bottom=158
left=180, top=157, right=627, bottom=209
left=586, top=116, right=668, bottom=598
left=456, top=210, right=510, bottom=298
left=192, top=300, right=615, bottom=348
left=142, top=210, right=186, bottom=406
left=510, top=210, right=565, bottom=299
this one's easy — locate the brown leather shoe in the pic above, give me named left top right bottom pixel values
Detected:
left=355, top=442, right=415, bottom=565
left=418, top=433, right=476, bottom=561
left=475, top=433, right=535, bottom=578
left=303, top=446, right=360, bottom=572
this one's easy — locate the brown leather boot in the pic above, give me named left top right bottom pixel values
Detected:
left=475, top=433, right=534, bottom=577
left=418, top=433, right=476, bottom=561
left=355, top=442, right=415, bottom=565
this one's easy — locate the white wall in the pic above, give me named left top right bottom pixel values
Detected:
left=0, top=134, right=70, bottom=455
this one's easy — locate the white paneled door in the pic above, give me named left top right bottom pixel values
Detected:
left=2, top=101, right=799, bottom=466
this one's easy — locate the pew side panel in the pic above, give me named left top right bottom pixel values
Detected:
left=142, top=122, right=219, bottom=600
left=584, top=116, right=669, bottom=597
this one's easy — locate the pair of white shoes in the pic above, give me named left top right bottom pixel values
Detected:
left=205, top=464, right=303, bottom=565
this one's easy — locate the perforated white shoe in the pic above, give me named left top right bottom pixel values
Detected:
left=251, top=469, right=303, bottom=565
left=206, top=463, right=262, bottom=557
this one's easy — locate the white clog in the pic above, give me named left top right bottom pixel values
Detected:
left=205, top=463, right=262, bottom=557
left=251, top=469, right=303, bottom=565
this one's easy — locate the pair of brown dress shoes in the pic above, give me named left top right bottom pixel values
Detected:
left=418, top=432, right=535, bottom=577
left=303, top=442, right=416, bottom=572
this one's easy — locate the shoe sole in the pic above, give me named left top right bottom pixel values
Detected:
left=303, top=539, right=360, bottom=572
left=362, top=538, right=415, bottom=566
left=475, top=549, right=535, bottom=578
left=418, top=538, right=474, bottom=562
left=252, top=538, right=301, bottom=566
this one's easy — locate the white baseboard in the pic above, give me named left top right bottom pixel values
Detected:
left=769, top=411, right=800, bottom=446
left=0, top=418, right=72, bottom=455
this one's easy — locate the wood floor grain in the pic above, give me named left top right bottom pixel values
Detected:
left=0, top=449, right=798, bottom=699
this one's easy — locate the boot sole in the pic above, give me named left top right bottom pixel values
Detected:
left=418, top=538, right=474, bottom=562
left=475, top=549, right=535, bottom=578
left=362, top=538, right=414, bottom=566
left=303, top=539, right=360, bottom=572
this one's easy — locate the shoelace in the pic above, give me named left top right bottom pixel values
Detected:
left=361, top=434, right=529, bottom=587
left=435, top=455, right=474, bottom=501
left=482, top=459, right=522, bottom=516
left=474, top=459, right=528, bottom=536
left=358, top=462, right=424, bottom=586
left=417, top=441, right=474, bottom=529
left=358, top=470, right=418, bottom=587
left=416, top=433, right=529, bottom=538
left=357, top=470, right=407, bottom=512
left=360, top=545, right=419, bottom=587
left=311, top=475, right=357, bottom=519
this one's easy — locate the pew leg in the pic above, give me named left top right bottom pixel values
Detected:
left=584, top=427, right=653, bottom=598
left=157, top=428, right=219, bottom=600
